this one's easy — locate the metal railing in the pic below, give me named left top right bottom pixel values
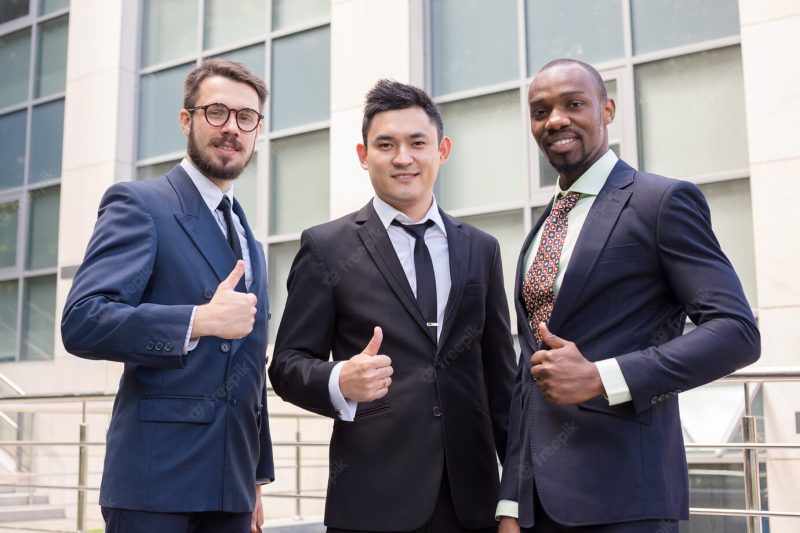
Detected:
left=0, top=368, right=796, bottom=533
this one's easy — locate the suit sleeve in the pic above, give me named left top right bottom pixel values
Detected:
left=480, top=239, right=516, bottom=464
left=498, top=349, right=525, bottom=503
left=256, top=368, right=275, bottom=482
left=61, top=182, right=194, bottom=368
left=268, top=229, right=339, bottom=418
left=616, top=180, right=760, bottom=413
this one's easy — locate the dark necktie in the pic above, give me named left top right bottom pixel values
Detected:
left=217, top=196, right=243, bottom=261
left=522, top=191, right=581, bottom=344
left=393, top=219, right=438, bottom=339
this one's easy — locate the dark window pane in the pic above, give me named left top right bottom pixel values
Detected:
left=29, top=99, right=64, bottom=183
left=26, top=186, right=59, bottom=269
left=35, top=14, right=68, bottom=97
left=0, top=0, right=29, bottom=25
left=138, top=63, right=193, bottom=159
left=631, top=0, right=740, bottom=54
left=0, top=110, right=27, bottom=190
left=39, top=0, right=68, bottom=15
left=0, top=201, right=20, bottom=268
left=20, top=274, right=55, bottom=361
left=0, top=280, right=18, bottom=362
left=0, top=29, right=31, bottom=108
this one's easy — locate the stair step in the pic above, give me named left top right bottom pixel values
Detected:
left=0, top=493, right=48, bottom=506
left=0, top=504, right=65, bottom=523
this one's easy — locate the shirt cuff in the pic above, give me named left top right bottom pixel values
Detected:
left=595, top=358, right=632, bottom=405
left=184, top=306, right=199, bottom=354
left=496, top=500, right=519, bottom=520
left=328, top=361, right=357, bottom=421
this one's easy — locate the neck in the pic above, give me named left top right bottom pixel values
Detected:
left=383, top=196, right=433, bottom=223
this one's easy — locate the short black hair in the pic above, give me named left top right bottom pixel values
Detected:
left=361, top=79, right=444, bottom=145
left=538, top=59, right=607, bottom=101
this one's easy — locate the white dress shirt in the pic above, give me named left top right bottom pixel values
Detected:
left=328, top=195, right=452, bottom=421
left=179, top=158, right=253, bottom=353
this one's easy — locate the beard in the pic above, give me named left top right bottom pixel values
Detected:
left=187, top=124, right=254, bottom=181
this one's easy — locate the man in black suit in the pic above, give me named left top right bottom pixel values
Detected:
left=497, top=59, right=760, bottom=532
left=269, top=79, right=516, bottom=532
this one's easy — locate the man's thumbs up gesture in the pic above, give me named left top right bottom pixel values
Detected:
left=339, top=327, right=393, bottom=403
left=530, top=322, right=604, bottom=404
left=192, top=261, right=258, bottom=340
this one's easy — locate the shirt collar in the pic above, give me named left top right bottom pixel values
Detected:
left=372, top=195, right=447, bottom=236
left=180, top=158, right=235, bottom=213
left=556, top=149, right=618, bottom=198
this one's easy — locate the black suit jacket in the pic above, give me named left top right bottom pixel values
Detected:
left=269, top=201, right=516, bottom=531
left=499, top=160, right=760, bottom=527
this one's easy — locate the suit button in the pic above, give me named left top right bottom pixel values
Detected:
left=658, top=394, right=666, bottom=402
left=154, top=342, right=164, bottom=351
left=432, top=406, right=442, bottom=417
left=220, top=342, right=231, bottom=353
left=229, top=396, right=238, bottom=406
left=268, top=313, right=272, bottom=320
left=203, top=288, right=214, bottom=300
left=434, top=361, right=444, bottom=370
left=650, top=396, right=658, bottom=405
left=146, top=341, right=155, bottom=350
left=164, top=342, right=173, bottom=352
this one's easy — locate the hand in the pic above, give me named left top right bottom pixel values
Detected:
left=192, top=261, right=258, bottom=340
left=339, top=327, right=393, bottom=403
left=530, top=323, right=604, bottom=404
left=250, top=484, right=263, bottom=533
left=498, top=516, right=520, bottom=533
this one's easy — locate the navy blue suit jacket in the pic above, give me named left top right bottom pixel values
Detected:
left=62, top=165, right=273, bottom=513
left=499, top=160, right=760, bottom=527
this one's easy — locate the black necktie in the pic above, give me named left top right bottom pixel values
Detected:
left=393, top=219, right=437, bottom=339
left=217, top=196, right=243, bottom=261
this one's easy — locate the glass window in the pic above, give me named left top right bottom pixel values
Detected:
left=0, top=29, right=31, bottom=108
left=140, top=0, right=197, bottom=68
left=698, top=179, right=756, bottom=306
left=270, top=26, right=330, bottom=131
left=0, top=280, right=18, bottom=362
left=214, top=43, right=265, bottom=80
left=204, top=0, right=266, bottom=51
left=20, top=274, right=55, bottom=360
left=0, top=1, right=29, bottom=24
left=430, top=0, right=518, bottom=96
left=26, top=186, right=59, bottom=270
left=268, top=240, right=300, bottom=343
left=136, top=159, right=180, bottom=181
left=138, top=63, right=193, bottom=160
left=272, top=0, right=329, bottom=31
left=34, top=15, right=68, bottom=98
left=525, top=0, right=623, bottom=74
left=269, top=130, right=329, bottom=235
left=0, top=110, right=27, bottom=190
left=636, top=46, right=748, bottom=179
left=0, top=201, right=19, bottom=268
left=234, top=155, right=258, bottom=220
left=459, top=210, right=525, bottom=316
left=39, top=0, right=68, bottom=15
left=29, top=99, right=64, bottom=183
left=631, top=0, right=740, bottom=55
left=437, top=91, right=524, bottom=210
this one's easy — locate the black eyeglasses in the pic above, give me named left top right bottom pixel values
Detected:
left=186, top=102, right=263, bottom=132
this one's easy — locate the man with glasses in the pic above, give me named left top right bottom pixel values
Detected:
left=62, top=59, right=273, bottom=533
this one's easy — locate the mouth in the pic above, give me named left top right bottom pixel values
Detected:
left=546, top=135, right=579, bottom=154
left=212, top=139, right=242, bottom=156
left=392, top=172, right=420, bottom=183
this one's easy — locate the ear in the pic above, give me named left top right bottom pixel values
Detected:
left=438, top=136, right=452, bottom=165
left=356, top=143, right=369, bottom=170
left=179, top=109, right=191, bottom=136
left=603, top=97, right=616, bottom=126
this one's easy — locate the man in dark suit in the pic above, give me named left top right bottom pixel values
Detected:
left=269, top=79, right=516, bottom=532
left=62, top=59, right=273, bottom=533
left=496, top=59, right=761, bottom=533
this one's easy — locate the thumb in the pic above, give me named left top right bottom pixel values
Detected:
left=220, top=260, right=245, bottom=291
left=362, top=326, right=383, bottom=356
left=539, top=322, right=567, bottom=349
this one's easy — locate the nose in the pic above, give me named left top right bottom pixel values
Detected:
left=546, top=107, right=570, bottom=131
left=220, top=111, right=240, bottom=135
left=392, top=145, right=413, bottom=166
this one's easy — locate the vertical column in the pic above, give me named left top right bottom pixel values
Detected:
left=328, top=0, right=414, bottom=218
left=739, top=0, right=800, bottom=530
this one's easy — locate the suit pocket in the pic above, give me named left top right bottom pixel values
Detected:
left=578, top=395, right=652, bottom=425
left=139, top=396, right=215, bottom=424
left=597, top=243, right=642, bottom=264
left=354, top=403, right=390, bottom=420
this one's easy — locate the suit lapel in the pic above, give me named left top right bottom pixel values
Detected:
left=355, top=203, right=437, bottom=346
left=436, top=210, right=470, bottom=355
left=547, top=160, right=634, bottom=332
left=516, top=205, right=552, bottom=350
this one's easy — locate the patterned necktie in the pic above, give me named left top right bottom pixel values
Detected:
left=522, top=191, right=581, bottom=344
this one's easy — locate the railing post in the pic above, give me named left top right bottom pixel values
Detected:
left=742, top=381, right=762, bottom=533
left=77, top=402, right=88, bottom=533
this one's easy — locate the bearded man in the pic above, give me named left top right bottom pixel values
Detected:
left=62, top=59, right=273, bottom=533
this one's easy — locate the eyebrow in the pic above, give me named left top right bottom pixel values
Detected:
left=373, top=131, right=430, bottom=142
left=530, top=90, right=587, bottom=105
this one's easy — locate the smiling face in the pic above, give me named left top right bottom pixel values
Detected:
left=179, top=75, right=262, bottom=189
left=357, top=106, right=451, bottom=221
left=529, top=63, right=615, bottom=189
